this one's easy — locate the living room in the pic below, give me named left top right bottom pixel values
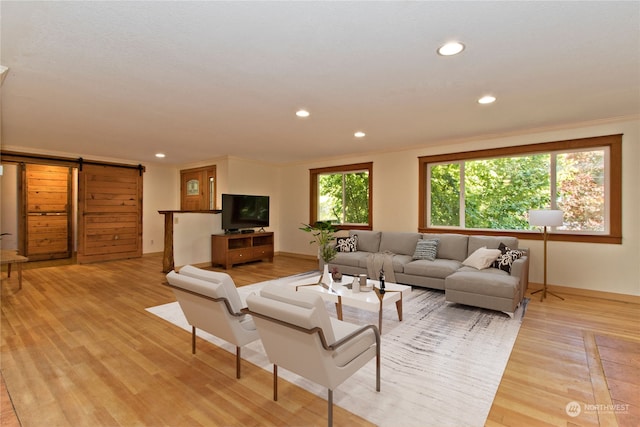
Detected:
left=1, top=2, right=639, bottom=426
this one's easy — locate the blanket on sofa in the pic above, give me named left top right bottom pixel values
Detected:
left=367, top=251, right=396, bottom=282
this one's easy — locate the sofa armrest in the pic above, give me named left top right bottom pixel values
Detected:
left=509, top=254, right=529, bottom=302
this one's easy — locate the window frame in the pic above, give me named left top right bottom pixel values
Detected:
left=309, top=162, right=373, bottom=231
left=418, top=134, right=622, bottom=244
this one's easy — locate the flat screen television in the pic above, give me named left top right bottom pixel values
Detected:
left=221, top=194, right=269, bottom=232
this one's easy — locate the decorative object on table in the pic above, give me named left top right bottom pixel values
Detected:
left=320, top=264, right=332, bottom=289
left=299, top=221, right=337, bottom=286
left=351, top=276, right=360, bottom=293
left=379, top=269, right=386, bottom=294
left=331, top=267, right=342, bottom=282
left=359, top=274, right=372, bottom=292
left=528, top=209, right=564, bottom=301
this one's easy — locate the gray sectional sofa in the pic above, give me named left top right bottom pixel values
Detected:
left=326, top=230, right=529, bottom=316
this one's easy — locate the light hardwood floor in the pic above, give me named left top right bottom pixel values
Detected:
left=1, top=254, right=638, bottom=426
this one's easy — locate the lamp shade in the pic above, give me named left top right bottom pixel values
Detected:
left=529, top=209, right=563, bottom=227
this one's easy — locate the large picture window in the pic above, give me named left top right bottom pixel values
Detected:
left=419, top=134, right=622, bottom=244
left=309, top=162, right=373, bottom=230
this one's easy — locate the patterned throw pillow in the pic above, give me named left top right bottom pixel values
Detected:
left=336, top=235, right=358, bottom=252
left=412, top=239, right=439, bottom=261
left=492, top=242, right=524, bottom=273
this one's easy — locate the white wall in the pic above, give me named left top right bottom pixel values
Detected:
left=226, top=157, right=280, bottom=250
left=0, top=163, right=19, bottom=250
left=277, top=118, right=640, bottom=296
left=142, top=164, right=179, bottom=254
left=173, top=212, right=223, bottom=266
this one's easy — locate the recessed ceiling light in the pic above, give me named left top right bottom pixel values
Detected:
left=437, top=42, right=465, bottom=56
left=296, top=109, right=310, bottom=118
left=478, top=95, right=496, bottom=105
left=354, top=131, right=366, bottom=138
left=155, top=153, right=166, bottom=158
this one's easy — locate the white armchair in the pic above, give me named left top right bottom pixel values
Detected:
left=244, top=284, right=380, bottom=427
left=165, top=265, right=259, bottom=379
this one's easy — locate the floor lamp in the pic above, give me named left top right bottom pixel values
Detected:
left=529, top=209, right=564, bottom=301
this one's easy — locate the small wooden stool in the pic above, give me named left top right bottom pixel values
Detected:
left=1, top=250, right=29, bottom=290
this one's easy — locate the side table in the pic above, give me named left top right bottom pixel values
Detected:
left=1, top=250, right=29, bottom=290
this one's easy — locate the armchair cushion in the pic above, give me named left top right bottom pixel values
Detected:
left=257, top=284, right=337, bottom=345
left=178, top=265, right=244, bottom=313
left=166, top=270, right=225, bottom=300
left=330, top=318, right=377, bottom=367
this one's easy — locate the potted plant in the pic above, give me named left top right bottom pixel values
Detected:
left=299, top=221, right=337, bottom=285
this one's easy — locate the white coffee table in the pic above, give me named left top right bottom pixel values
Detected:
left=294, top=275, right=411, bottom=333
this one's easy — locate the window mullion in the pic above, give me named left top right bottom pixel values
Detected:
left=341, top=173, right=347, bottom=223
left=550, top=153, right=558, bottom=211
left=459, top=161, right=465, bottom=228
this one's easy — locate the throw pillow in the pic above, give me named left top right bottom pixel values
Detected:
left=462, top=247, right=502, bottom=270
left=492, top=243, right=524, bottom=273
left=336, top=235, right=358, bottom=252
left=412, top=239, right=439, bottom=261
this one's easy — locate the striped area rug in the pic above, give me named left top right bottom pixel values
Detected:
left=147, top=273, right=525, bottom=427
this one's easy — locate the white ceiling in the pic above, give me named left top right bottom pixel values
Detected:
left=1, top=1, right=639, bottom=166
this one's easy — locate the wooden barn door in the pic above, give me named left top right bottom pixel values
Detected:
left=77, top=164, right=143, bottom=263
left=21, top=164, right=72, bottom=260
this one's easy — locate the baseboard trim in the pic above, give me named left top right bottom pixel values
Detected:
left=528, top=282, right=640, bottom=304
left=276, top=252, right=316, bottom=261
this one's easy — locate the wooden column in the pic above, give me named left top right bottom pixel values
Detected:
left=161, top=211, right=174, bottom=273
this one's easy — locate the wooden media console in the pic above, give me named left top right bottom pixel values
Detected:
left=211, top=232, right=274, bottom=269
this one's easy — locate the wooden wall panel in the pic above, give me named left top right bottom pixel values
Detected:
left=77, top=165, right=143, bottom=263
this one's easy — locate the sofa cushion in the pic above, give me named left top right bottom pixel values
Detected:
left=332, top=251, right=369, bottom=268
left=258, top=283, right=337, bottom=345
left=463, top=247, right=502, bottom=270
left=422, top=233, right=469, bottom=262
left=379, top=232, right=422, bottom=256
left=458, top=266, right=509, bottom=275
left=492, top=243, right=525, bottom=273
left=467, top=236, right=518, bottom=257
left=351, top=230, right=381, bottom=253
left=412, top=239, right=439, bottom=261
left=392, top=254, right=413, bottom=273
left=403, top=259, right=462, bottom=279
left=336, top=235, right=358, bottom=252
left=445, top=271, right=520, bottom=299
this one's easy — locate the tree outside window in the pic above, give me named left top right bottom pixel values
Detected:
left=310, top=162, right=372, bottom=229
left=420, top=134, right=621, bottom=244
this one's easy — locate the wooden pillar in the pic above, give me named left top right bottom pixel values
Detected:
left=161, top=212, right=174, bottom=273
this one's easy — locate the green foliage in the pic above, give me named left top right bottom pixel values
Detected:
left=430, top=163, right=461, bottom=226
left=429, top=150, right=606, bottom=232
left=318, top=171, right=369, bottom=224
left=430, top=155, right=549, bottom=230
left=464, top=155, right=550, bottom=229
left=299, top=221, right=337, bottom=263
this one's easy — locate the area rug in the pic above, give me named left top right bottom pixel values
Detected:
left=147, top=272, right=526, bottom=427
